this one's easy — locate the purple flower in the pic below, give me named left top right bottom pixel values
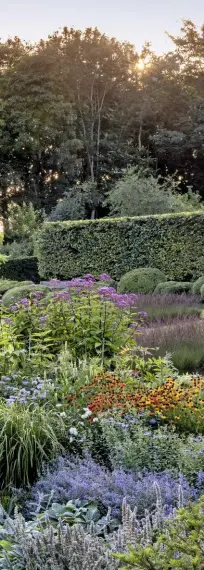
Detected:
left=149, top=418, right=157, bottom=425
left=18, top=298, right=30, bottom=307
left=28, top=454, right=197, bottom=519
left=55, top=291, right=70, bottom=301
left=99, top=274, right=112, bottom=281
left=39, top=316, right=47, bottom=323
left=96, top=287, right=116, bottom=295
left=138, top=311, right=148, bottom=317
left=10, top=305, right=18, bottom=312
left=83, top=274, right=95, bottom=281
left=32, top=291, right=45, bottom=298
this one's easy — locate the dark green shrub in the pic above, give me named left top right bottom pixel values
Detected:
left=36, top=212, right=204, bottom=281
left=118, top=268, right=166, bottom=294
left=2, top=284, right=49, bottom=307
left=154, top=281, right=192, bottom=294
left=0, top=257, right=39, bottom=282
left=191, top=275, right=204, bottom=295
left=0, top=280, right=33, bottom=295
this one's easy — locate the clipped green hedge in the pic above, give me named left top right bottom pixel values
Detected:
left=200, top=284, right=204, bottom=300
left=191, top=276, right=204, bottom=295
left=154, top=281, right=192, bottom=294
left=0, top=257, right=39, bottom=282
left=2, top=284, right=49, bottom=307
left=0, top=280, right=33, bottom=295
left=36, top=212, right=204, bottom=281
left=118, top=267, right=166, bottom=294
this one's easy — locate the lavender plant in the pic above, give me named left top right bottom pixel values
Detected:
left=27, top=453, right=197, bottom=520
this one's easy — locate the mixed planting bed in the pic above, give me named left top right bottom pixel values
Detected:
left=0, top=273, right=203, bottom=568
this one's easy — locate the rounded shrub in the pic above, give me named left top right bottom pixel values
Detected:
left=0, top=280, right=33, bottom=295
left=2, top=284, right=49, bottom=307
left=154, top=281, right=192, bottom=294
left=200, top=284, right=204, bottom=300
left=191, top=276, right=204, bottom=295
left=118, top=267, right=166, bottom=294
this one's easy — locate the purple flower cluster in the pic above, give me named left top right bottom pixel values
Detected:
left=96, top=286, right=137, bottom=308
left=0, top=376, right=54, bottom=406
left=39, top=275, right=138, bottom=310
left=54, top=291, right=71, bottom=301
left=98, top=273, right=112, bottom=281
left=18, top=298, right=30, bottom=307
left=41, top=276, right=96, bottom=290
left=28, top=454, right=198, bottom=518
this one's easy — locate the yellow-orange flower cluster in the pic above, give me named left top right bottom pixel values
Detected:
left=68, top=374, right=204, bottom=432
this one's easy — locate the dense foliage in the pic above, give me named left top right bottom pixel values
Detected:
left=118, top=268, right=166, bottom=294
left=154, top=281, right=192, bottom=294
left=108, top=167, right=203, bottom=217
left=0, top=257, right=39, bottom=282
left=0, top=273, right=202, bottom=568
left=37, top=212, right=204, bottom=280
left=1, top=21, right=204, bottom=227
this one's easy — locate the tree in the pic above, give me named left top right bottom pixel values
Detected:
left=108, top=166, right=202, bottom=217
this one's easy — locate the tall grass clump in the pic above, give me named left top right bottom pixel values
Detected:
left=140, top=317, right=204, bottom=372
left=135, top=293, right=202, bottom=324
left=0, top=403, right=65, bottom=489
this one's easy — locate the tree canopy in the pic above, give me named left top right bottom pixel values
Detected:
left=0, top=21, right=204, bottom=226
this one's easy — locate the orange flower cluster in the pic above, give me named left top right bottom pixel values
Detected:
left=68, top=374, right=204, bottom=426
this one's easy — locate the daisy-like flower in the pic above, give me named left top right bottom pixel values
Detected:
left=81, top=408, right=92, bottom=419
left=69, top=427, right=78, bottom=436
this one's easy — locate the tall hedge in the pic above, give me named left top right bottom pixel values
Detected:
left=36, top=212, right=204, bottom=281
left=0, top=257, right=40, bottom=282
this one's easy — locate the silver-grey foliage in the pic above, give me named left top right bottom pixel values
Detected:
left=0, top=486, right=182, bottom=569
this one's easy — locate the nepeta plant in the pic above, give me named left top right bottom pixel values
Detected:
left=27, top=454, right=197, bottom=519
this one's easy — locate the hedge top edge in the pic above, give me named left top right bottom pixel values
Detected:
left=42, top=210, right=204, bottom=229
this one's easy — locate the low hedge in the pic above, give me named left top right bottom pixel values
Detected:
left=118, top=268, right=166, bottom=294
left=154, top=281, right=192, bottom=294
left=36, top=212, right=204, bottom=281
left=0, top=257, right=39, bottom=282
left=191, top=276, right=204, bottom=295
left=0, top=280, right=33, bottom=295
left=2, top=284, right=49, bottom=307
left=200, top=284, right=204, bottom=300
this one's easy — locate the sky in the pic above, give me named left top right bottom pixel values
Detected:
left=0, top=0, right=203, bottom=54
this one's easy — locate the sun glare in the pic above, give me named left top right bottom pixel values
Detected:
left=137, top=59, right=146, bottom=71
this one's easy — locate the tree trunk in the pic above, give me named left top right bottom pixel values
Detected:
left=0, top=186, right=8, bottom=235
left=138, top=122, right=143, bottom=151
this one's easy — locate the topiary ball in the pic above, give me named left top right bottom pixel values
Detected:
left=118, top=267, right=166, bottom=294
left=154, top=281, right=192, bottom=294
left=200, top=284, right=204, bottom=300
left=0, top=280, right=33, bottom=295
left=191, top=276, right=204, bottom=295
left=2, top=284, right=49, bottom=307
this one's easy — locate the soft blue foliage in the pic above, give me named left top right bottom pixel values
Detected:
left=28, top=454, right=199, bottom=519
